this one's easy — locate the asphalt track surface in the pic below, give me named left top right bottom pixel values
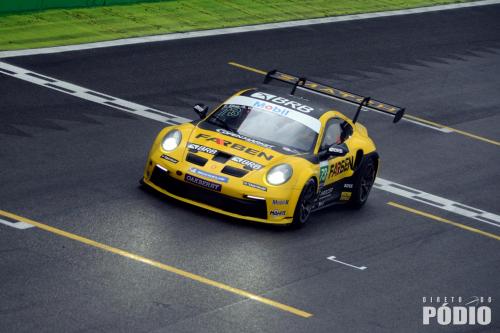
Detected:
left=1, top=4, right=500, bottom=333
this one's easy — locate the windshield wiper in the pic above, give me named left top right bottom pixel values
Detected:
left=208, top=117, right=236, bottom=133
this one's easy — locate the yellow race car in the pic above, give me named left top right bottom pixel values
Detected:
left=141, top=70, right=405, bottom=226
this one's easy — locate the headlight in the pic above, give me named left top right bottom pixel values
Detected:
left=161, top=129, right=182, bottom=151
left=266, top=164, right=293, bottom=185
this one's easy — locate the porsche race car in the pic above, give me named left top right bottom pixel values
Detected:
left=141, top=70, right=405, bottom=226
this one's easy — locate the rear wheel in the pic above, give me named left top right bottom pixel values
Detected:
left=291, top=179, right=317, bottom=227
left=349, top=158, right=377, bottom=209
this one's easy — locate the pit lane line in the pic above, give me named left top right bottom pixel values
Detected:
left=1, top=60, right=499, bottom=230
left=0, top=209, right=313, bottom=318
left=228, top=62, right=500, bottom=147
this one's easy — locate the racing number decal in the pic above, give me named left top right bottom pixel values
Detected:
left=319, top=161, right=329, bottom=184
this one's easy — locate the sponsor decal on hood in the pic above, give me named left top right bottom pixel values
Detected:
left=194, top=133, right=275, bottom=161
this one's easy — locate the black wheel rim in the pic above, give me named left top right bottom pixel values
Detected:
left=299, top=184, right=315, bottom=223
left=360, top=164, right=376, bottom=202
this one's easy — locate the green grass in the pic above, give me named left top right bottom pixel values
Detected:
left=0, top=0, right=470, bottom=51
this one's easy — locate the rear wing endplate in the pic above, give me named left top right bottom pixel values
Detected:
left=263, top=69, right=405, bottom=123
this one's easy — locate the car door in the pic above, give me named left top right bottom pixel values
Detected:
left=317, top=117, right=356, bottom=204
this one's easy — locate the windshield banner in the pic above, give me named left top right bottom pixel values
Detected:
left=224, top=96, right=321, bottom=133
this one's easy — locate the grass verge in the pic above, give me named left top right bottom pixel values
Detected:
left=0, top=0, right=470, bottom=51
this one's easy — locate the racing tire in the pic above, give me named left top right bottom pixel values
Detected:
left=349, top=158, right=377, bottom=209
left=291, top=178, right=317, bottom=228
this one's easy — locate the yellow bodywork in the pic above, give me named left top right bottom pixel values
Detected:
left=142, top=90, right=377, bottom=224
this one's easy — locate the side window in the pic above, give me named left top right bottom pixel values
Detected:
left=320, top=118, right=353, bottom=151
left=340, top=121, right=353, bottom=142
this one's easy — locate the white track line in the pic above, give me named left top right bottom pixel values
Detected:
left=327, top=256, right=367, bottom=270
left=0, top=217, right=34, bottom=230
left=0, top=59, right=455, bottom=134
left=1, top=0, right=499, bottom=58
left=1, top=60, right=499, bottom=229
left=0, top=62, right=191, bottom=125
left=374, top=178, right=500, bottom=228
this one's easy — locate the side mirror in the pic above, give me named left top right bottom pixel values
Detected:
left=327, top=143, right=349, bottom=157
left=193, top=103, right=208, bottom=119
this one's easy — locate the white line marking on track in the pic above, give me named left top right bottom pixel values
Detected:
left=375, top=178, right=500, bottom=228
left=0, top=0, right=498, bottom=58
left=327, top=256, right=367, bottom=270
left=0, top=61, right=191, bottom=125
left=0, top=217, right=34, bottom=230
left=1, top=61, right=498, bottom=230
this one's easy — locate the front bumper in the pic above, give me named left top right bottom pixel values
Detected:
left=143, top=162, right=296, bottom=224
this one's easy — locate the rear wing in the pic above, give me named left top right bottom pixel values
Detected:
left=263, top=69, right=405, bottom=123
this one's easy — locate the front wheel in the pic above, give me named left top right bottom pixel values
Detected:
left=349, top=158, right=377, bottom=209
left=291, top=178, right=317, bottom=227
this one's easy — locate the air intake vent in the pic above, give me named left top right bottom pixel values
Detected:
left=221, top=165, right=248, bottom=178
left=186, top=153, right=207, bottom=166
left=213, top=151, right=232, bottom=163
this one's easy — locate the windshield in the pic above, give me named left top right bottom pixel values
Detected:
left=206, top=96, right=320, bottom=152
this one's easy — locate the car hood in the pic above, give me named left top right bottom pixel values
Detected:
left=184, top=126, right=292, bottom=172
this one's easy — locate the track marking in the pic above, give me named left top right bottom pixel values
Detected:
left=1, top=0, right=499, bottom=58
left=327, top=256, right=367, bottom=270
left=404, top=114, right=499, bottom=146
left=0, top=216, right=35, bottom=230
left=228, top=61, right=500, bottom=146
left=1, top=60, right=497, bottom=231
left=388, top=202, right=500, bottom=241
left=0, top=61, right=191, bottom=125
left=228, top=62, right=267, bottom=75
left=2, top=58, right=497, bottom=147
left=375, top=178, right=500, bottom=228
left=0, top=209, right=313, bottom=318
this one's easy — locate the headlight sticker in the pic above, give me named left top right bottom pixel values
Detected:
left=243, top=181, right=267, bottom=192
left=161, top=154, right=179, bottom=164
